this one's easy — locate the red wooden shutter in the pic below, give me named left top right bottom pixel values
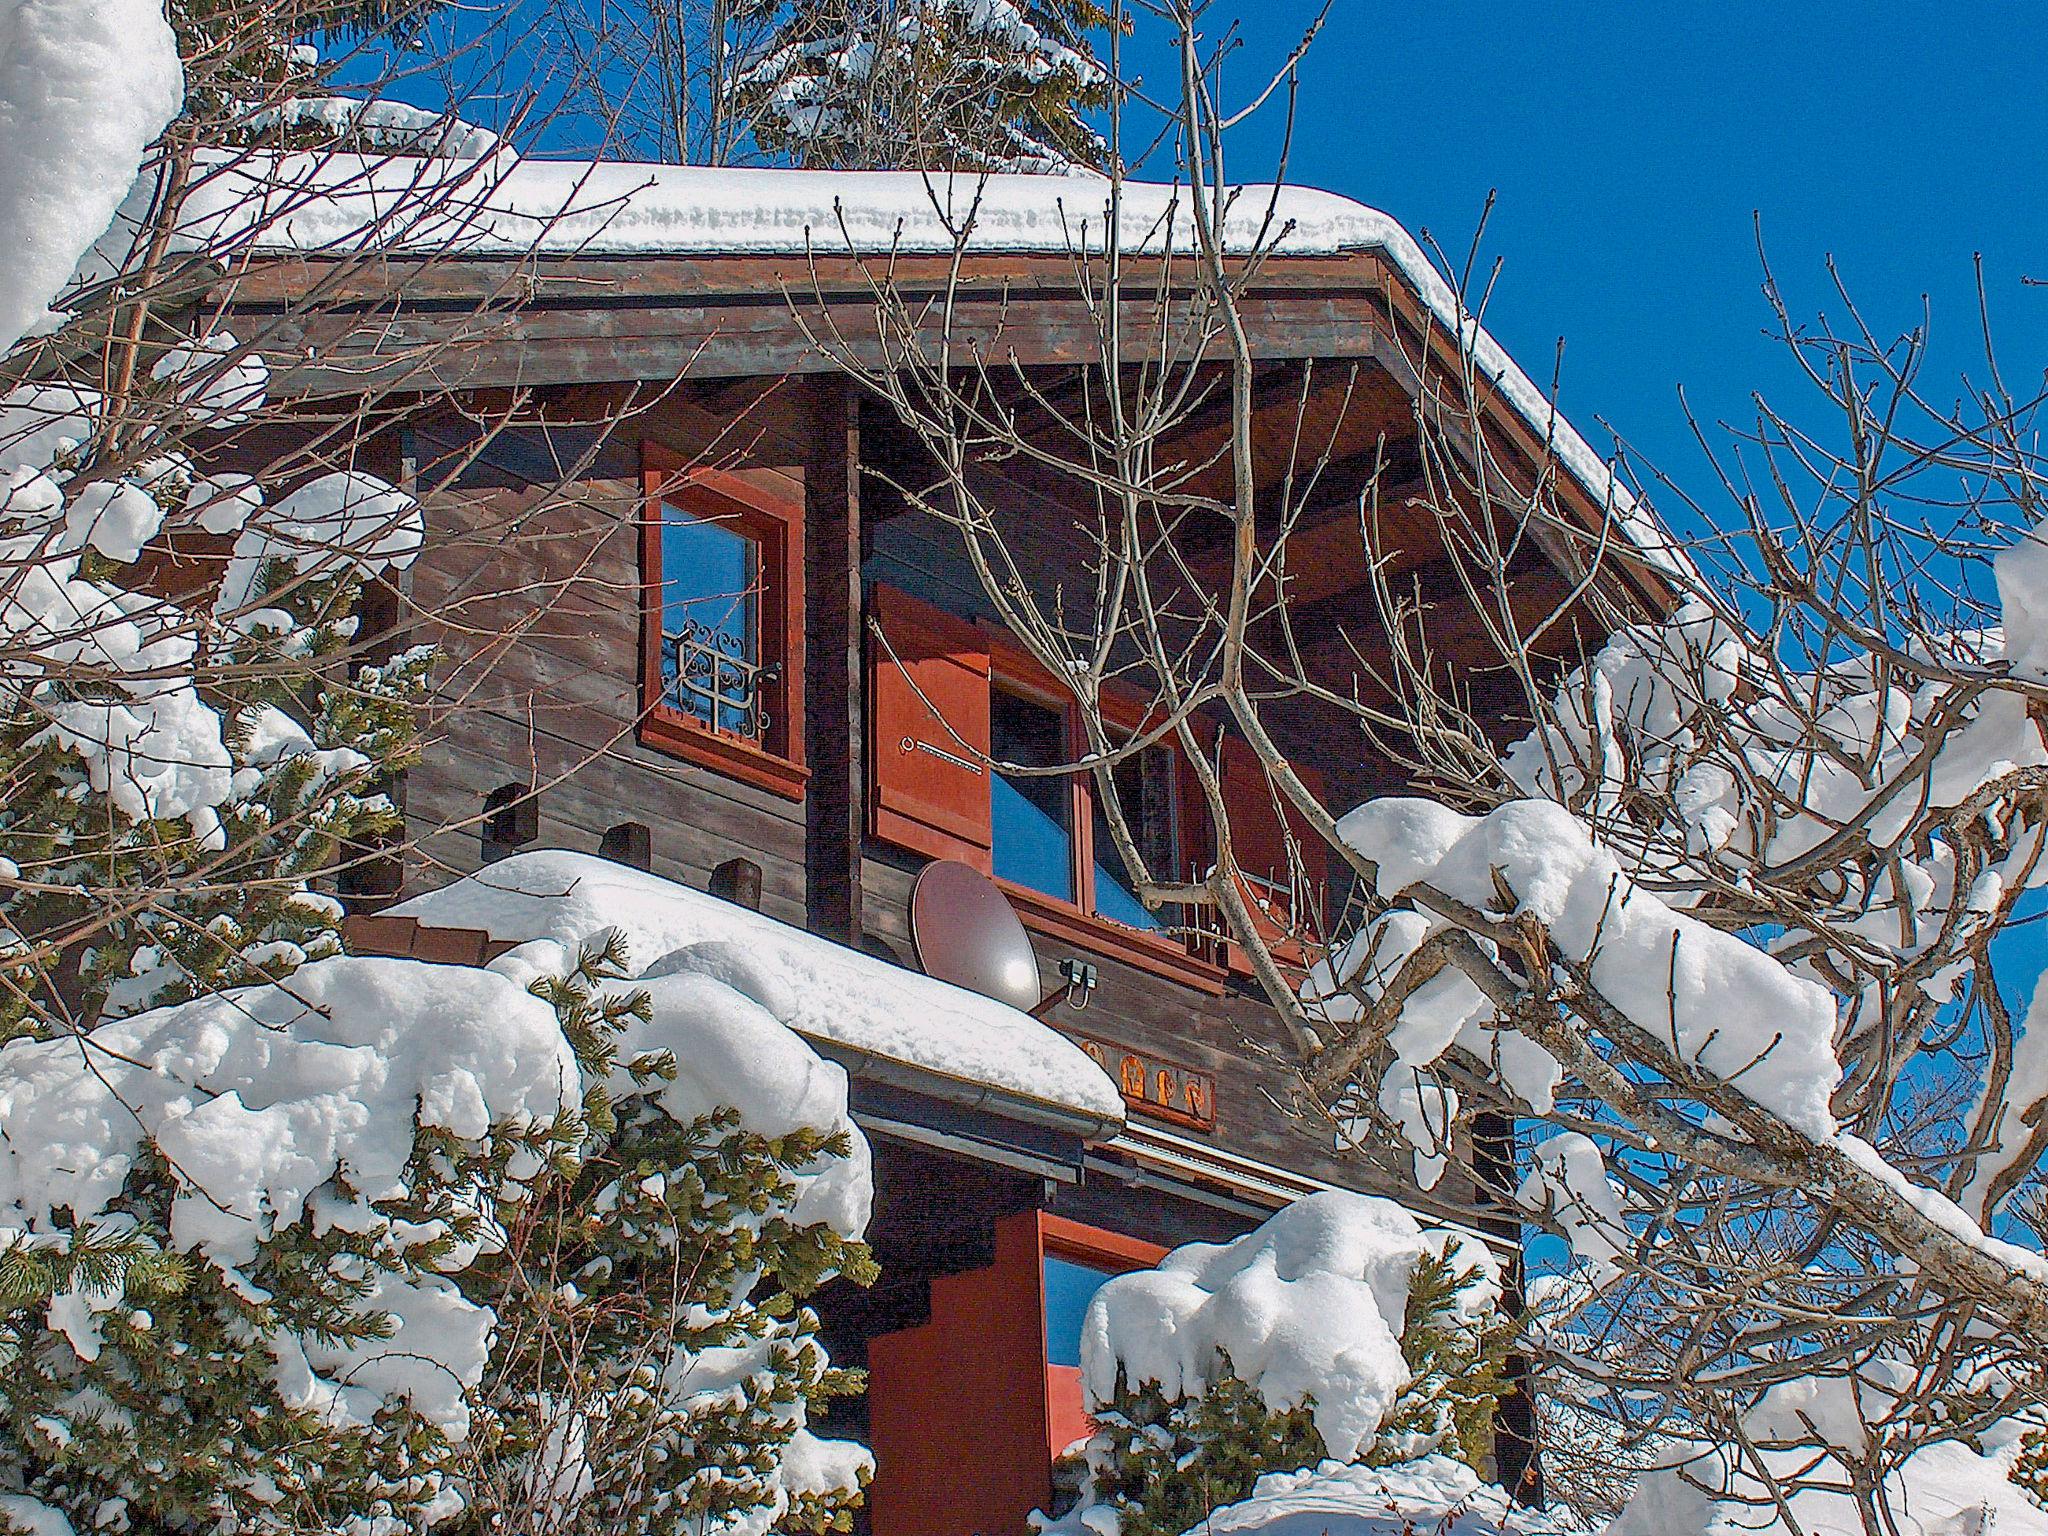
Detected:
left=868, top=585, right=994, bottom=869
left=1218, top=734, right=1328, bottom=966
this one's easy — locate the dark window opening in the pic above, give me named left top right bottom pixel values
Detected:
left=482, top=783, right=538, bottom=863
left=1091, top=743, right=1180, bottom=933
left=599, top=821, right=651, bottom=870
left=991, top=688, right=1073, bottom=903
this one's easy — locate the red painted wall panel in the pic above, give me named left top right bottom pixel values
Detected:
left=868, top=1212, right=1050, bottom=1536
left=1044, top=1364, right=1094, bottom=1462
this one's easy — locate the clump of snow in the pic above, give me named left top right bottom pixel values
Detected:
left=1836, top=1132, right=2048, bottom=1281
left=488, top=933, right=873, bottom=1237
left=0, top=1494, right=76, bottom=1536
left=1339, top=796, right=1841, bottom=1139
left=244, top=95, right=504, bottom=162
left=150, top=329, right=269, bottom=429
left=1518, top=1133, right=1629, bottom=1281
left=1078, top=1191, right=1494, bottom=1464
left=218, top=468, right=425, bottom=616
left=391, top=849, right=1125, bottom=1124
left=0, top=956, right=579, bottom=1435
left=185, top=470, right=264, bottom=533
left=1135, top=1455, right=1587, bottom=1536
left=30, top=677, right=234, bottom=830
left=1373, top=1065, right=1458, bottom=1191
left=1962, top=966, right=2048, bottom=1214
left=0, top=0, right=182, bottom=351
left=0, top=934, right=878, bottom=1506
left=1998, top=521, right=2048, bottom=681
left=1610, top=1402, right=2048, bottom=1536
left=0, top=383, right=97, bottom=472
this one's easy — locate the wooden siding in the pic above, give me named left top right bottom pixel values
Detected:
left=398, top=385, right=816, bottom=927
left=378, top=360, right=1527, bottom=1225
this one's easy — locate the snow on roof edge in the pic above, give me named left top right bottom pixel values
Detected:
left=173, top=148, right=1686, bottom=581
left=385, top=848, right=1127, bottom=1128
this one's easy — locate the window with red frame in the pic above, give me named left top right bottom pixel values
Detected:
left=640, top=448, right=806, bottom=799
left=867, top=585, right=1322, bottom=981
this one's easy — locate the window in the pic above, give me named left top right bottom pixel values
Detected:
left=639, top=447, right=806, bottom=799
left=1090, top=744, right=1181, bottom=933
left=1037, top=1216, right=1167, bottom=1475
left=991, top=687, right=1075, bottom=904
left=867, top=585, right=1326, bottom=989
left=987, top=683, right=1190, bottom=943
left=987, top=679, right=1186, bottom=937
left=1042, top=1252, right=1118, bottom=1373
left=657, top=508, right=763, bottom=737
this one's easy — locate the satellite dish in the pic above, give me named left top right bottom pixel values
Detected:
left=910, top=859, right=1042, bottom=1012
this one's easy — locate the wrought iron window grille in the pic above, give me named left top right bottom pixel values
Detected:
left=660, top=619, right=777, bottom=742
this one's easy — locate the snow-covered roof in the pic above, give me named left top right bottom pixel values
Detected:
left=385, top=849, right=1125, bottom=1130
left=168, top=149, right=1680, bottom=574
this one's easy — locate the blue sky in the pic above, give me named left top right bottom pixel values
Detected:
left=1161, top=0, right=2048, bottom=516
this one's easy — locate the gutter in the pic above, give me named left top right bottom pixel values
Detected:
left=798, top=1031, right=1127, bottom=1145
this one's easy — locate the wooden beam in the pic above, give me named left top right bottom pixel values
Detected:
left=242, top=287, right=1419, bottom=397
left=805, top=375, right=864, bottom=944
left=1290, top=558, right=1584, bottom=692
left=1183, top=472, right=1440, bottom=612
left=1158, top=361, right=1416, bottom=509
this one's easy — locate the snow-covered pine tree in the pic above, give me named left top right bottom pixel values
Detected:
left=727, top=0, right=1113, bottom=171
left=456, top=931, right=877, bottom=1535
left=0, top=926, right=878, bottom=1534
left=0, top=473, right=434, bottom=1041
left=0, top=2, right=876, bottom=1532
left=1050, top=1197, right=1510, bottom=1536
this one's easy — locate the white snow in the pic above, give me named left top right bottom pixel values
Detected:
left=0, top=1494, right=76, bottom=1536
left=0, top=934, right=878, bottom=1492
left=488, top=934, right=872, bottom=1236
left=0, top=359, right=421, bottom=856
left=389, top=848, right=1126, bottom=1125
left=0, top=383, right=97, bottom=472
left=1609, top=1407, right=2048, bottom=1536
left=1340, top=797, right=1842, bottom=1139
left=0, top=0, right=182, bottom=350
left=1998, top=519, right=2048, bottom=682
left=0, top=955, right=579, bottom=1438
left=218, top=468, right=425, bottom=616
left=1152, top=1456, right=1587, bottom=1536
left=1136, top=1427, right=2048, bottom=1536
left=1962, top=966, right=2048, bottom=1214
left=1077, top=1190, right=1492, bottom=1464
left=244, top=95, right=505, bottom=162
left=1836, top=1133, right=2048, bottom=1281
left=1518, top=1132, right=1629, bottom=1280
left=149, top=329, right=270, bottom=430
left=1375, top=1064, right=1458, bottom=1191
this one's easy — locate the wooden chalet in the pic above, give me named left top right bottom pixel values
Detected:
left=212, top=161, right=1668, bottom=1534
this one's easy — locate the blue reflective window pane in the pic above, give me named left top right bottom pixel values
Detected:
left=1092, top=858, right=1158, bottom=929
left=659, top=508, right=760, bottom=735
left=1089, top=746, right=1176, bottom=930
left=1043, top=1254, right=1118, bottom=1369
left=991, top=690, right=1073, bottom=903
